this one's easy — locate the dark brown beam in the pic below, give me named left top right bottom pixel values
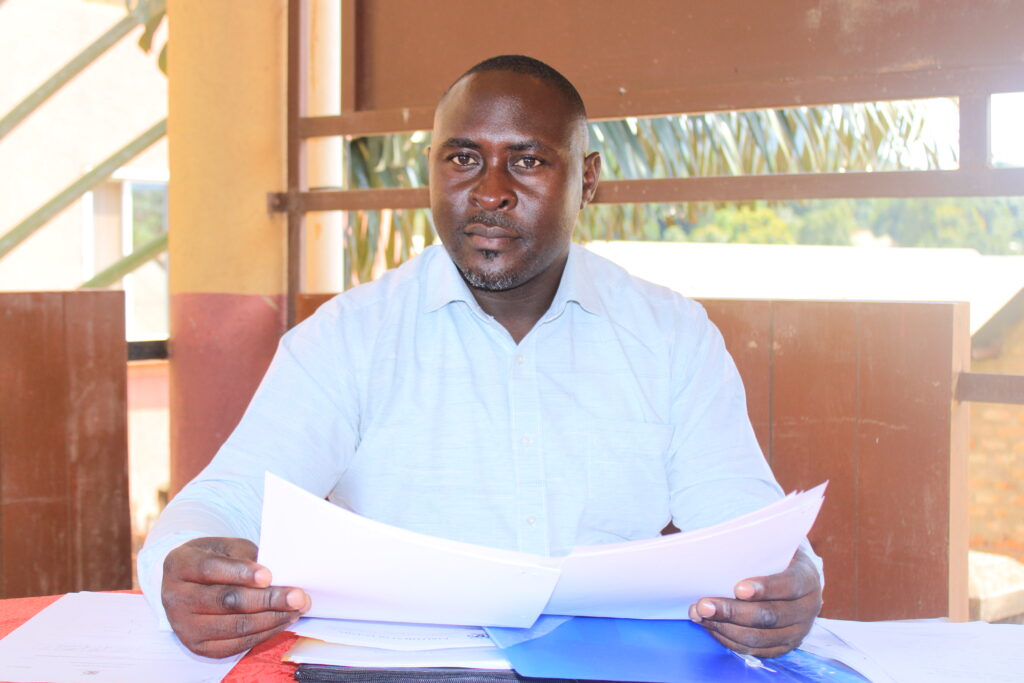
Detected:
left=957, top=372, right=1024, bottom=405
left=300, top=187, right=429, bottom=211
left=959, top=95, right=990, bottom=173
left=295, top=65, right=1024, bottom=139
left=341, top=0, right=356, bottom=114
left=593, top=169, right=1024, bottom=204
left=284, top=168, right=1024, bottom=213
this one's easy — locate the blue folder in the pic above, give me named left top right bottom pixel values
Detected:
left=486, top=617, right=867, bottom=683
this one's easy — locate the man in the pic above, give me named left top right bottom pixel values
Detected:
left=141, top=55, right=822, bottom=660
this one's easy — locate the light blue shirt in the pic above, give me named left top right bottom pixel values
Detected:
left=139, top=244, right=815, bottom=624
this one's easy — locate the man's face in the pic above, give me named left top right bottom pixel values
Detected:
left=428, top=71, right=599, bottom=292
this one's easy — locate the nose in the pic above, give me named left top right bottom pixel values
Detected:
left=469, top=163, right=516, bottom=211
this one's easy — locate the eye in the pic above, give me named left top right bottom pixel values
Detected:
left=512, top=156, right=543, bottom=169
left=447, top=153, right=478, bottom=167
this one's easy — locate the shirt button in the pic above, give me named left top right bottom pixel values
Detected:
left=515, top=354, right=525, bottom=365
left=521, top=435, right=533, bottom=446
left=526, top=516, right=537, bottom=526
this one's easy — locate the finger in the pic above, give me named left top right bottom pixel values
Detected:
left=188, top=584, right=310, bottom=616
left=191, top=607, right=300, bottom=642
left=693, top=594, right=815, bottom=630
left=170, top=545, right=272, bottom=588
left=735, top=551, right=819, bottom=602
left=186, top=619, right=297, bottom=659
left=700, top=623, right=801, bottom=659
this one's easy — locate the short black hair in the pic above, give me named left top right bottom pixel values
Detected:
left=448, top=54, right=587, bottom=120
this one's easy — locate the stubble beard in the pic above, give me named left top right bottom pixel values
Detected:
left=450, top=212, right=528, bottom=292
left=455, top=249, right=524, bottom=292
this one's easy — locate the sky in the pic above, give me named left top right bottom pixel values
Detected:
left=991, top=92, right=1024, bottom=167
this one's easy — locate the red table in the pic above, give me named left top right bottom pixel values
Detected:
left=0, top=594, right=299, bottom=682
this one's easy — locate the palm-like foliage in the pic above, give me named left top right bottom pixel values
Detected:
left=343, top=100, right=953, bottom=285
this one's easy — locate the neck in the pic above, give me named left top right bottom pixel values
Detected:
left=469, top=253, right=568, bottom=344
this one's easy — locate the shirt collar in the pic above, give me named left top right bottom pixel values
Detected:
left=422, top=243, right=606, bottom=319
left=545, top=243, right=605, bottom=320
left=423, top=246, right=480, bottom=314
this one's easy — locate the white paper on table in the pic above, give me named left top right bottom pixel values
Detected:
left=543, top=483, right=826, bottom=619
left=285, top=638, right=512, bottom=669
left=817, top=617, right=1024, bottom=683
left=0, top=592, right=241, bottom=683
left=798, top=620, right=897, bottom=683
left=257, top=473, right=562, bottom=627
left=290, top=617, right=493, bottom=650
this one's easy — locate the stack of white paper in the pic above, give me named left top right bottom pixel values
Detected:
left=284, top=618, right=511, bottom=669
left=258, top=473, right=826, bottom=627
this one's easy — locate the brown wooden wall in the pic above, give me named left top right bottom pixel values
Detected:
left=297, top=294, right=969, bottom=621
left=0, top=292, right=131, bottom=598
left=704, top=299, right=970, bottom=622
left=336, top=0, right=1024, bottom=134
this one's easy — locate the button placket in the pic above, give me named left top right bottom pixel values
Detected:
left=509, top=341, right=547, bottom=552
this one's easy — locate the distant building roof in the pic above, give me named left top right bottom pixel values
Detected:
left=585, top=241, right=1024, bottom=337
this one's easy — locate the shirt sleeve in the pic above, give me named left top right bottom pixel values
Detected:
left=664, top=300, right=824, bottom=584
left=137, top=305, right=361, bottom=625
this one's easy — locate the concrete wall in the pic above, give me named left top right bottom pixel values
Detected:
left=0, top=0, right=167, bottom=291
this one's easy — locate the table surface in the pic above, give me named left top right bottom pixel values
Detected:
left=0, top=593, right=299, bottom=682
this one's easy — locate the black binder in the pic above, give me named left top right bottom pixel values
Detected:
left=294, top=665, right=605, bottom=682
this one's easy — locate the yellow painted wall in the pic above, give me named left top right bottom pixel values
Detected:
left=167, top=0, right=287, bottom=296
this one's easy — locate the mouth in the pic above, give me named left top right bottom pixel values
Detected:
left=464, top=223, right=518, bottom=250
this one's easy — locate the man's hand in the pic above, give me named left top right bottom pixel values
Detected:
left=688, top=549, right=822, bottom=658
left=162, top=537, right=311, bottom=658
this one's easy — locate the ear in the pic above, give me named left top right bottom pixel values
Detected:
left=580, top=152, right=601, bottom=209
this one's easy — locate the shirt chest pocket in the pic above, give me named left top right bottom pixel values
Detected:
left=581, top=420, right=675, bottom=543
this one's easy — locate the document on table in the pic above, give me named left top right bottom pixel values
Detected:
left=0, top=592, right=241, bottom=683
left=285, top=638, right=513, bottom=669
left=258, top=473, right=825, bottom=627
left=816, top=617, right=1024, bottom=683
left=290, top=617, right=494, bottom=651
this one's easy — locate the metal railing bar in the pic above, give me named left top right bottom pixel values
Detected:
left=78, top=231, right=167, bottom=289
left=957, top=372, right=1024, bottom=405
left=0, top=0, right=164, bottom=140
left=128, top=340, right=168, bottom=361
left=0, top=119, right=166, bottom=260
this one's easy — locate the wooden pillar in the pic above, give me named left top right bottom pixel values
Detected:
left=166, top=0, right=288, bottom=494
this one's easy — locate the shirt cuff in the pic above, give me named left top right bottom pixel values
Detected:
left=137, top=530, right=207, bottom=631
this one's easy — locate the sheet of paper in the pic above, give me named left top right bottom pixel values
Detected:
left=818, top=617, right=1024, bottom=683
left=257, top=473, right=562, bottom=627
left=0, top=592, right=241, bottom=683
left=290, top=617, right=493, bottom=650
left=285, top=638, right=512, bottom=669
left=798, top=620, right=896, bottom=682
left=544, top=483, right=826, bottom=619
left=259, top=474, right=826, bottom=626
